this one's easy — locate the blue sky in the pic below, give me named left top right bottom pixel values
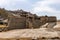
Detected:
left=0, top=0, right=60, bottom=19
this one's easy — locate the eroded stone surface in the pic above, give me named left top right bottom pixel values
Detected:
left=0, top=28, right=59, bottom=39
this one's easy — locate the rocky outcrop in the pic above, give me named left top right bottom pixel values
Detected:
left=0, top=28, right=60, bottom=39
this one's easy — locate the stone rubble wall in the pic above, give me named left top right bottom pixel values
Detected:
left=7, top=13, right=57, bottom=30
left=8, top=17, right=26, bottom=30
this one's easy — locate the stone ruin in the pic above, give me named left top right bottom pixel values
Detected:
left=7, top=10, right=57, bottom=30
left=0, top=10, right=58, bottom=40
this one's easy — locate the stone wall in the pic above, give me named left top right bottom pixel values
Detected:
left=48, top=16, right=57, bottom=22
left=8, top=17, right=26, bottom=30
left=33, top=20, right=42, bottom=28
left=7, top=13, right=57, bottom=29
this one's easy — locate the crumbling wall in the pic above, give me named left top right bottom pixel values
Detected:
left=33, top=20, right=42, bottom=28
left=8, top=17, right=26, bottom=30
left=48, top=16, right=57, bottom=22
left=7, top=12, right=57, bottom=29
left=47, top=16, right=57, bottom=28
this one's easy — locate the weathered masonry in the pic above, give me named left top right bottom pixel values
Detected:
left=7, top=10, right=57, bottom=30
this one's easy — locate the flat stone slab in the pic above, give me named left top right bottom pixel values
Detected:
left=0, top=28, right=60, bottom=39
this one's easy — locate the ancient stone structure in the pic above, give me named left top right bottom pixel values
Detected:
left=40, top=16, right=57, bottom=28
left=7, top=10, right=57, bottom=30
left=8, top=17, right=26, bottom=30
left=0, top=10, right=57, bottom=31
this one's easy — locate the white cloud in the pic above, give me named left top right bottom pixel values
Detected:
left=0, top=0, right=28, bottom=8
left=32, top=0, right=60, bottom=14
left=31, top=0, right=60, bottom=19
